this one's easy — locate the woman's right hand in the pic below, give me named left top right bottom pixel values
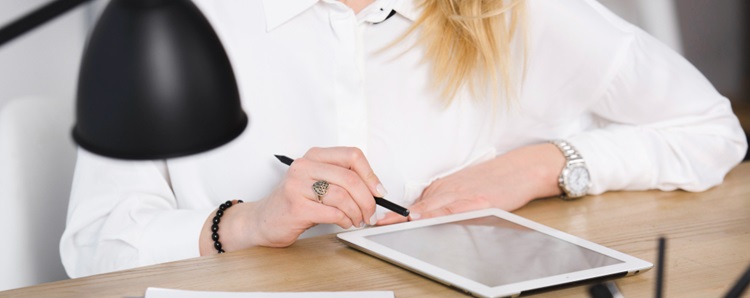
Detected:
left=200, top=147, right=387, bottom=254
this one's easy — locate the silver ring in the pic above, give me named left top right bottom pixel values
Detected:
left=312, top=180, right=329, bottom=203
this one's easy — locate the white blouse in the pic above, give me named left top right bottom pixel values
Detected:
left=60, top=0, right=747, bottom=277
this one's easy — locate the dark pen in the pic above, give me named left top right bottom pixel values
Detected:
left=274, top=155, right=410, bottom=217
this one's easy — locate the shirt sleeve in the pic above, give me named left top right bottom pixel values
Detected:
left=569, top=27, right=747, bottom=193
left=531, top=0, right=748, bottom=194
left=59, top=149, right=215, bottom=278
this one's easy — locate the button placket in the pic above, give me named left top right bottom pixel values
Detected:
left=329, top=7, right=368, bottom=152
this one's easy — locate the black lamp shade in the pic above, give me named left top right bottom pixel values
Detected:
left=73, top=0, right=248, bottom=160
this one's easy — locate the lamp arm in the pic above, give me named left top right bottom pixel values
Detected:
left=0, top=0, right=92, bottom=47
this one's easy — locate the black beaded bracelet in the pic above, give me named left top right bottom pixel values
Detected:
left=212, top=199, right=243, bottom=254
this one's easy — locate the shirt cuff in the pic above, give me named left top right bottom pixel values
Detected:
left=566, top=125, right=654, bottom=195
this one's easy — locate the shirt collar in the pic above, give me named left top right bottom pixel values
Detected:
left=360, top=0, right=420, bottom=24
left=261, top=0, right=420, bottom=32
left=393, top=0, right=419, bottom=22
left=261, top=0, right=319, bottom=32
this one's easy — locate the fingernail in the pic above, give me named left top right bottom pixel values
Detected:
left=376, top=213, right=386, bottom=221
left=375, top=183, right=389, bottom=197
left=409, top=212, right=421, bottom=220
left=359, top=221, right=366, bottom=228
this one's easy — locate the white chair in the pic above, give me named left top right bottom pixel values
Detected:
left=0, top=97, right=76, bottom=290
left=0, top=0, right=98, bottom=289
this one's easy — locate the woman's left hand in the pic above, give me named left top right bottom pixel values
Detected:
left=377, top=143, right=567, bottom=225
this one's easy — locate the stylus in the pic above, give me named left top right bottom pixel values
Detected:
left=655, top=237, right=666, bottom=298
left=724, top=264, right=750, bottom=298
left=274, top=155, right=410, bottom=217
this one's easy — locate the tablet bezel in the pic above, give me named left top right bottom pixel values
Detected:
left=337, top=208, right=652, bottom=298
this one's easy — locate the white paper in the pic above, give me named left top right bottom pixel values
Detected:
left=145, top=287, right=395, bottom=298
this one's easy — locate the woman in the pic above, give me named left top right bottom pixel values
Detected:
left=60, top=0, right=747, bottom=277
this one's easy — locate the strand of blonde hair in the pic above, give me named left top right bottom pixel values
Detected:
left=403, top=0, right=526, bottom=104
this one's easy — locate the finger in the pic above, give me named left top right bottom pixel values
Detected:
left=280, top=165, right=363, bottom=228
left=292, top=157, right=375, bottom=224
left=304, top=147, right=388, bottom=197
left=417, top=198, right=490, bottom=220
left=376, top=193, right=443, bottom=225
left=403, top=194, right=451, bottom=215
left=376, top=212, right=410, bottom=226
left=316, top=183, right=367, bottom=227
left=300, top=199, right=355, bottom=229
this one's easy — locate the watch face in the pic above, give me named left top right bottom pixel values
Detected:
left=564, top=165, right=590, bottom=197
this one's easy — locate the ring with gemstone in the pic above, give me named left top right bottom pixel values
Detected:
left=312, top=180, right=329, bottom=203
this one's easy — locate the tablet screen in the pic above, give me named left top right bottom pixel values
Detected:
left=365, top=216, right=623, bottom=287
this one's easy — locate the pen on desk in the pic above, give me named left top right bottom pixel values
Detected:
left=274, top=154, right=410, bottom=217
left=655, top=236, right=666, bottom=298
left=724, top=264, right=750, bottom=298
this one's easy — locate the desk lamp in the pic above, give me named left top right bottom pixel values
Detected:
left=0, top=0, right=248, bottom=159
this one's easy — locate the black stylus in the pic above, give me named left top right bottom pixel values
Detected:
left=274, top=155, right=410, bottom=217
left=655, top=237, right=666, bottom=298
left=724, top=264, right=750, bottom=298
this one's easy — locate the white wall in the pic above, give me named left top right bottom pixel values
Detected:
left=0, top=0, right=89, bottom=109
left=0, top=0, right=92, bottom=290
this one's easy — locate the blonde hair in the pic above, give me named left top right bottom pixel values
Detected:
left=404, top=0, right=526, bottom=103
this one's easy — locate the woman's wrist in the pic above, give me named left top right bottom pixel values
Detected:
left=199, top=200, right=256, bottom=256
left=499, top=143, right=566, bottom=200
left=530, top=143, right=567, bottom=198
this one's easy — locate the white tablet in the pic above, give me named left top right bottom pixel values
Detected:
left=337, top=209, right=652, bottom=298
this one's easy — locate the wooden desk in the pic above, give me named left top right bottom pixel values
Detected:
left=5, top=163, right=750, bottom=298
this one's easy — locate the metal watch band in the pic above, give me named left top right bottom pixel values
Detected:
left=551, top=140, right=584, bottom=164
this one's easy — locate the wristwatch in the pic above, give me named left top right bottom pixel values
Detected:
left=550, top=140, right=591, bottom=200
